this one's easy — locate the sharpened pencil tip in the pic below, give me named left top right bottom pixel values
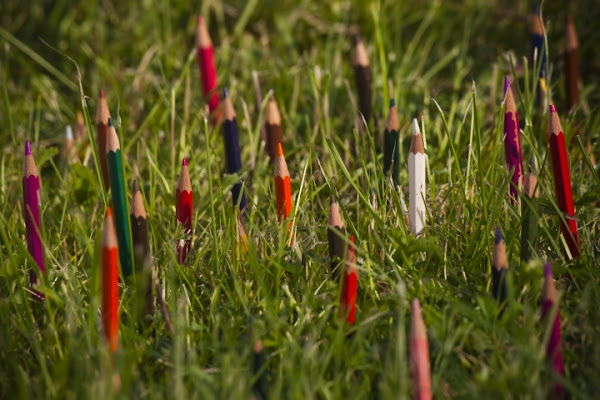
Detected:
left=66, top=125, right=73, bottom=140
left=412, top=118, right=420, bottom=135
left=495, top=226, right=502, bottom=245
left=182, top=158, right=188, bottom=167
left=389, top=98, right=395, bottom=108
left=99, top=89, right=105, bottom=98
left=132, top=179, right=139, bottom=193
left=544, top=262, right=553, bottom=277
left=25, top=140, right=32, bottom=155
left=276, top=142, right=284, bottom=157
left=108, top=117, right=113, bottom=127
left=222, top=88, right=229, bottom=99
left=549, top=104, right=557, bottom=113
left=330, top=195, right=336, bottom=205
left=197, top=15, right=204, bottom=26
left=412, top=298, right=421, bottom=313
left=504, top=76, right=510, bottom=94
left=106, top=206, right=113, bottom=217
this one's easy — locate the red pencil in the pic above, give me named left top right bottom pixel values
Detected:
left=274, top=143, right=292, bottom=222
left=339, top=235, right=357, bottom=324
left=196, top=16, right=220, bottom=122
left=176, top=158, right=193, bottom=263
left=548, top=105, right=579, bottom=257
left=101, top=207, right=119, bottom=354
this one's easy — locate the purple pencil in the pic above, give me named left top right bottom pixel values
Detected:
left=503, top=77, right=524, bottom=201
left=541, top=262, right=564, bottom=396
left=22, top=141, right=45, bottom=299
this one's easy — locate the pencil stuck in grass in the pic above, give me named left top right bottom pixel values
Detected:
left=339, top=235, right=357, bottom=325
left=96, top=90, right=111, bottom=191
left=503, top=77, right=524, bottom=202
left=265, top=96, right=283, bottom=161
left=130, top=179, right=153, bottom=319
left=101, top=206, right=119, bottom=355
left=327, top=196, right=346, bottom=278
left=253, top=339, right=268, bottom=400
left=521, top=171, right=539, bottom=263
left=547, top=105, right=579, bottom=258
left=410, top=298, right=432, bottom=400
left=492, top=227, right=509, bottom=307
left=22, top=141, right=45, bottom=299
left=107, top=118, right=134, bottom=278
left=274, top=143, right=292, bottom=223
left=540, top=262, right=564, bottom=396
left=564, top=14, right=579, bottom=111
left=221, top=88, right=246, bottom=211
left=196, top=16, right=220, bottom=122
left=409, top=119, right=426, bottom=235
left=383, top=98, right=400, bottom=186
left=176, top=158, right=193, bottom=264
left=353, top=33, right=371, bottom=125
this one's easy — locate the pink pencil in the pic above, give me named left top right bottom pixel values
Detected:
left=541, top=262, right=564, bottom=396
left=503, top=77, right=524, bottom=201
left=22, top=141, right=45, bottom=299
left=196, top=16, right=220, bottom=122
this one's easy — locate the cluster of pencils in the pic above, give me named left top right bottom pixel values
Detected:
left=20, top=6, right=590, bottom=398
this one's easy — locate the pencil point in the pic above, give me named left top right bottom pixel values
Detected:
left=132, top=179, right=139, bottom=193
left=276, top=142, right=284, bottom=157
left=495, top=226, right=502, bottom=245
left=389, top=98, right=395, bottom=108
left=108, top=117, right=113, bottom=127
left=106, top=206, right=113, bottom=217
left=222, top=87, right=229, bottom=99
left=66, top=125, right=73, bottom=140
left=412, top=118, right=420, bottom=135
left=544, top=262, right=553, bottom=277
left=549, top=104, right=557, bottom=113
left=25, top=140, right=32, bottom=155
left=197, top=15, right=204, bottom=25
left=330, top=195, right=336, bottom=205
left=182, top=158, right=188, bottom=167
left=412, top=298, right=421, bottom=313
left=100, top=89, right=105, bottom=98
left=504, top=76, right=510, bottom=94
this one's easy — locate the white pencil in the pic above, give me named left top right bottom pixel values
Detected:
left=409, top=119, right=426, bottom=235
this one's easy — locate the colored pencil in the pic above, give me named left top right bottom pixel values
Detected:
left=253, top=339, right=268, bottom=400
left=383, top=98, right=400, bottom=186
left=196, top=16, right=219, bottom=121
left=96, top=90, right=111, bottom=191
left=548, top=105, right=579, bottom=257
left=410, top=298, right=432, bottom=400
left=236, top=212, right=248, bottom=255
left=62, top=125, right=75, bottom=170
left=339, top=235, right=357, bottom=324
left=409, top=119, right=426, bottom=235
left=492, top=227, right=509, bottom=305
left=74, top=110, right=85, bottom=141
left=265, top=96, right=283, bottom=160
left=107, top=118, right=134, bottom=278
left=130, top=179, right=153, bottom=318
left=565, top=14, right=579, bottom=111
left=274, top=143, right=292, bottom=222
left=221, top=88, right=246, bottom=211
left=22, top=141, right=45, bottom=297
left=521, top=172, right=539, bottom=262
left=503, top=77, right=524, bottom=201
left=176, top=158, right=193, bottom=264
left=529, top=6, right=546, bottom=80
left=541, top=262, right=564, bottom=396
left=101, top=207, right=119, bottom=354
left=327, top=196, right=346, bottom=278
left=353, top=33, right=372, bottom=124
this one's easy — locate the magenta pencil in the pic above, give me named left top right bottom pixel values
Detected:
left=22, top=141, right=45, bottom=297
left=503, top=77, right=524, bottom=201
left=541, top=262, right=564, bottom=396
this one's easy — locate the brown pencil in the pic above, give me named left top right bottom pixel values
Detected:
left=565, top=15, right=579, bottom=111
left=265, top=96, right=283, bottom=160
left=96, top=90, right=111, bottom=191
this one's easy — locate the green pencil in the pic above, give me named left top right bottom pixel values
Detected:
left=107, top=118, right=133, bottom=279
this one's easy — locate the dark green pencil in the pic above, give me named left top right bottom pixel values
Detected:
left=107, top=118, right=133, bottom=278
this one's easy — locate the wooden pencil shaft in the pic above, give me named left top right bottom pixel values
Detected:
left=409, top=125, right=426, bottom=235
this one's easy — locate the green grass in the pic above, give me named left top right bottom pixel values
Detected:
left=1, top=0, right=600, bottom=398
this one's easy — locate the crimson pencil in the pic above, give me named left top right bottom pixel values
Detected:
left=548, top=105, right=579, bottom=257
left=196, top=16, right=219, bottom=121
left=101, top=207, right=119, bottom=354
left=221, top=88, right=246, bottom=210
left=541, top=262, right=564, bottom=396
left=176, top=158, right=193, bottom=263
left=410, top=298, right=432, bottom=400
left=339, top=235, right=357, bottom=324
left=22, top=141, right=45, bottom=298
left=503, top=77, right=524, bottom=201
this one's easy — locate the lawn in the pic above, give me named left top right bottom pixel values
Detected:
left=1, top=0, right=599, bottom=398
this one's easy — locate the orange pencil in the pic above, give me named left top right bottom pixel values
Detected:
left=101, top=207, right=119, bottom=354
left=410, top=298, right=432, bottom=400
